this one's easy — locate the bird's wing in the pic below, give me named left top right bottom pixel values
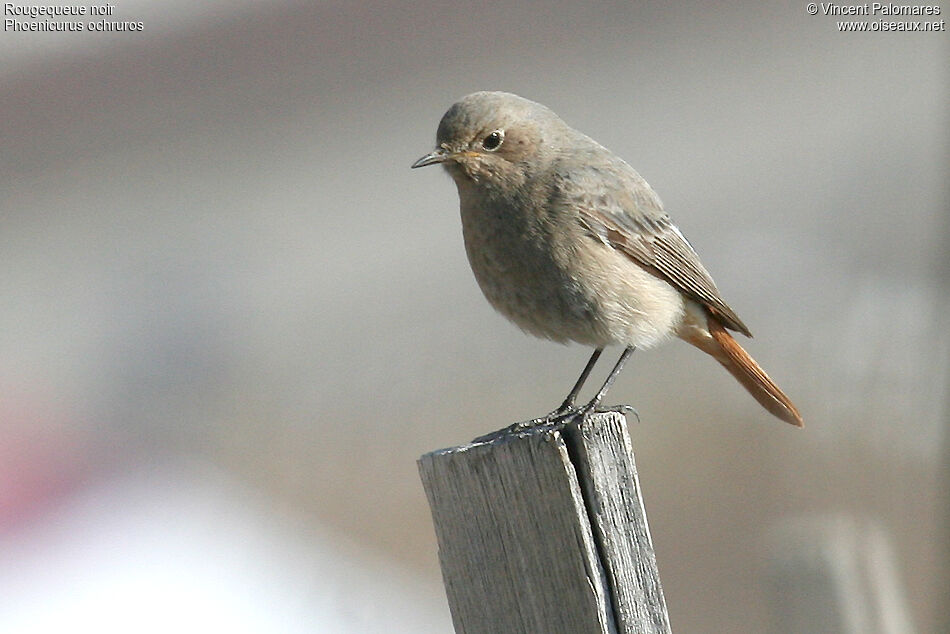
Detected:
left=561, top=161, right=752, bottom=337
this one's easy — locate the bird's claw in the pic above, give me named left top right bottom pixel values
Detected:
left=472, top=405, right=579, bottom=443
left=596, top=403, right=641, bottom=422
left=472, top=402, right=639, bottom=444
left=472, top=416, right=553, bottom=443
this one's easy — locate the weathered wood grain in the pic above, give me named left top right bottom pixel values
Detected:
left=562, top=412, right=671, bottom=634
left=418, top=412, right=670, bottom=634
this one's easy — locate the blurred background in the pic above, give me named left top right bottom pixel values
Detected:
left=1, top=1, right=946, bottom=632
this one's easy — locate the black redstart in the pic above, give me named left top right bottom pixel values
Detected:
left=412, top=91, right=802, bottom=426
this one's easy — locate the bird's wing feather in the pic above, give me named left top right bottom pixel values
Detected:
left=560, top=160, right=752, bottom=337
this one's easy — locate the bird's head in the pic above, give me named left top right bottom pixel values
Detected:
left=412, top=91, right=562, bottom=189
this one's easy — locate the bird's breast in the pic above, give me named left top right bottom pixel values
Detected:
left=457, top=190, right=685, bottom=348
left=458, top=192, right=591, bottom=342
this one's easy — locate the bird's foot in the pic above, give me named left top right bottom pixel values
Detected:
left=543, top=401, right=581, bottom=424
left=574, top=401, right=640, bottom=423
left=472, top=417, right=550, bottom=443
left=471, top=402, right=638, bottom=444
left=595, top=403, right=641, bottom=422
left=471, top=403, right=580, bottom=443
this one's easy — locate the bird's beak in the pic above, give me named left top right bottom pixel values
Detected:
left=411, top=148, right=449, bottom=169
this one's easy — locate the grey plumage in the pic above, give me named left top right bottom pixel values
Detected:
left=413, top=91, right=801, bottom=426
left=557, top=155, right=752, bottom=337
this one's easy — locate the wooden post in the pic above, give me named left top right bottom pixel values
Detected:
left=418, top=411, right=671, bottom=634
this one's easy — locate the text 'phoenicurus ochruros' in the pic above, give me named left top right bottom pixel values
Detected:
left=412, top=91, right=802, bottom=427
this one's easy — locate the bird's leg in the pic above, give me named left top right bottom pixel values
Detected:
left=545, top=347, right=603, bottom=421
left=578, top=346, right=637, bottom=417
left=473, top=348, right=607, bottom=442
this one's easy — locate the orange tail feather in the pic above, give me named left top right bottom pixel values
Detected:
left=701, top=317, right=803, bottom=427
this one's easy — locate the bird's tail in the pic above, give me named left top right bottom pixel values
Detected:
left=687, top=314, right=803, bottom=427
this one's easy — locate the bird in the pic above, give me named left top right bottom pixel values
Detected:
left=412, top=91, right=802, bottom=427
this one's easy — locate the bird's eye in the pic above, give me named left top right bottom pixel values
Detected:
left=482, top=130, right=504, bottom=151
